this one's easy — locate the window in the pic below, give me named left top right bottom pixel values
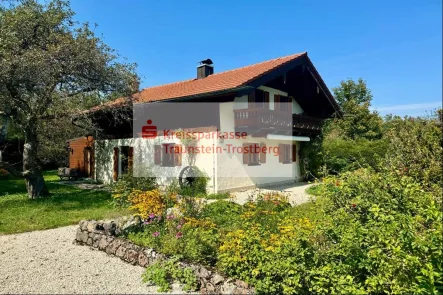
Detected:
left=162, top=143, right=175, bottom=167
left=120, top=146, right=133, bottom=175
left=279, top=143, right=297, bottom=164
left=274, top=95, right=292, bottom=112
left=260, top=143, right=266, bottom=163
left=113, top=146, right=133, bottom=181
left=248, top=90, right=270, bottom=109
left=243, top=143, right=265, bottom=166
left=154, top=144, right=182, bottom=167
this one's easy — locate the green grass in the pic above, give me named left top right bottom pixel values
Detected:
left=0, top=170, right=129, bottom=235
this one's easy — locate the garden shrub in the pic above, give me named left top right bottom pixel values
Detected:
left=217, top=169, right=442, bottom=294
left=322, top=138, right=387, bottom=174
left=128, top=212, right=220, bottom=265
left=142, top=256, right=198, bottom=292
left=195, top=192, right=230, bottom=200
left=111, top=172, right=157, bottom=206
left=179, top=168, right=209, bottom=196
left=383, top=114, right=442, bottom=195
left=217, top=216, right=318, bottom=294
left=127, top=189, right=176, bottom=219
left=200, top=200, right=243, bottom=229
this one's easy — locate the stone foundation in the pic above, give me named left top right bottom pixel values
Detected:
left=74, top=219, right=254, bottom=294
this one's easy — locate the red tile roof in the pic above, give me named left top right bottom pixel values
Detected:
left=89, top=52, right=307, bottom=112
left=134, top=52, right=306, bottom=103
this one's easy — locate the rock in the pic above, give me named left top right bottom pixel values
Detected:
left=86, top=237, right=93, bottom=246
left=80, top=221, right=88, bottom=231
left=103, top=222, right=116, bottom=236
left=125, top=249, right=139, bottom=264
left=115, top=244, right=127, bottom=259
left=105, top=239, right=123, bottom=255
left=98, top=236, right=108, bottom=250
left=121, top=216, right=141, bottom=233
left=201, top=283, right=216, bottom=294
left=235, top=280, right=249, bottom=289
left=198, top=266, right=211, bottom=279
left=211, top=273, right=224, bottom=285
left=92, top=234, right=101, bottom=248
left=220, top=279, right=236, bottom=294
left=75, top=228, right=83, bottom=241
left=86, top=221, right=97, bottom=232
left=78, top=231, right=88, bottom=244
left=138, top=252, right=149, bottom=267
left=94, top=222, right=105, bottom=232
left=232, top=287, right=250, bottom=295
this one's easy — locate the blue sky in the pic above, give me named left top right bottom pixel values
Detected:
left=70, top=0, right=442, bottom=117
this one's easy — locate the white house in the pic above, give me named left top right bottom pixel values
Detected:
left=69, top=52, right=340, bottom=193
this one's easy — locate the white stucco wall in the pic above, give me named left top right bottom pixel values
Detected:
left=217, top=85, right=304, bottom=192
left=95, top=86, right=305, bottom=193
left=94, top=134, right=217, bottom=193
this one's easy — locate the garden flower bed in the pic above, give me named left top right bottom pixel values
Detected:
left=105, top=170, right=442, bottom=294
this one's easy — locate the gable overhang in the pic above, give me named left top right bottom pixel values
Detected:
left=244, top=54, right=342, bottom=118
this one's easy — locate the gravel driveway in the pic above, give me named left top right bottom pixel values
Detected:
left=0, top=226, right=185, bottom=294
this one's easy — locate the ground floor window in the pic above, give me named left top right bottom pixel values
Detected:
left=113, top=146, right=133, bottom=181
left=279, top=143, right=296, bottom=164
left=243, top=143, right=267, bottom=166
left=154, top=143, right=182, bottom=167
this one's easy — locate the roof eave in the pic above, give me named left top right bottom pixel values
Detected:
left=133, top=85, right=254, bottom=105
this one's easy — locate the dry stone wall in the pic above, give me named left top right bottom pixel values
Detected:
left=74, top=219, right=254, bottom=294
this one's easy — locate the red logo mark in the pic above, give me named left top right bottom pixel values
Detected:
left=142, top=120, right=157, bottom=138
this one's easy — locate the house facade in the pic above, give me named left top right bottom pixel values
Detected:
left=72, top=52, right=340, bottom=193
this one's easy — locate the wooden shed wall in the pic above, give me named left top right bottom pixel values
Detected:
left=68, top=137, right=94, bottom=176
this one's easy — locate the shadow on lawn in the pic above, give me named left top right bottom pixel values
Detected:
left=0, top=171, right=128, bottom=235
left=0, top=168, right=112, bottom=209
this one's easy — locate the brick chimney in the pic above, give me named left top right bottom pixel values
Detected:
left=197, top=59, right=214, bottom=79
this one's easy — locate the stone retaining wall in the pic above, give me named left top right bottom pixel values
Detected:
left=74, top=220, right=254, bottom=294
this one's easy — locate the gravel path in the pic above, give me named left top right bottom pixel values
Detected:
left=0, top=226, right=186, bottom=294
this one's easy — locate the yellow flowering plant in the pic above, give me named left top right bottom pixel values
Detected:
left=128, top=189, right=165, bottom=219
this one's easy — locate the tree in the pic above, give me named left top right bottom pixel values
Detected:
left=328, top=78, right=383, bottom=140
left=0, top=0, right=138, bottom=198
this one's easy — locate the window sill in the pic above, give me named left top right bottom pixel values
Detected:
left=248, top=163, right=261, bottom=166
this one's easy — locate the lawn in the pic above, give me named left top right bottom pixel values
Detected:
left=0, top=171, right=128, bottom=235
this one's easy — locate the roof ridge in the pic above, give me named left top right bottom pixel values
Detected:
left=209, top=52, right=306, bottom=77
left=138, top=52, right=307, bottom=92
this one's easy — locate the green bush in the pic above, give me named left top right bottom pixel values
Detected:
left=142, top=256, right=198, bottom=292
left=322, top=138, right=387, bottom=174
left=200, top=200, right=243, bottom=229
left=179, top=169, right=209, bottom=196
left=128, top=213, right=220, bottom=265
left=217, top=169, right=442, bottom=294
left=383, top=114, right=442, bottom=195
left=111, top=171, right=157, bottom=207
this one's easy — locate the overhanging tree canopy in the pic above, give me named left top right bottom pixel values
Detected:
left=0, top=0, right=139, bottom=198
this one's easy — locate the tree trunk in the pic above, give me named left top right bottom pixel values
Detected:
left=23, top=125, right=49, bottom=199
